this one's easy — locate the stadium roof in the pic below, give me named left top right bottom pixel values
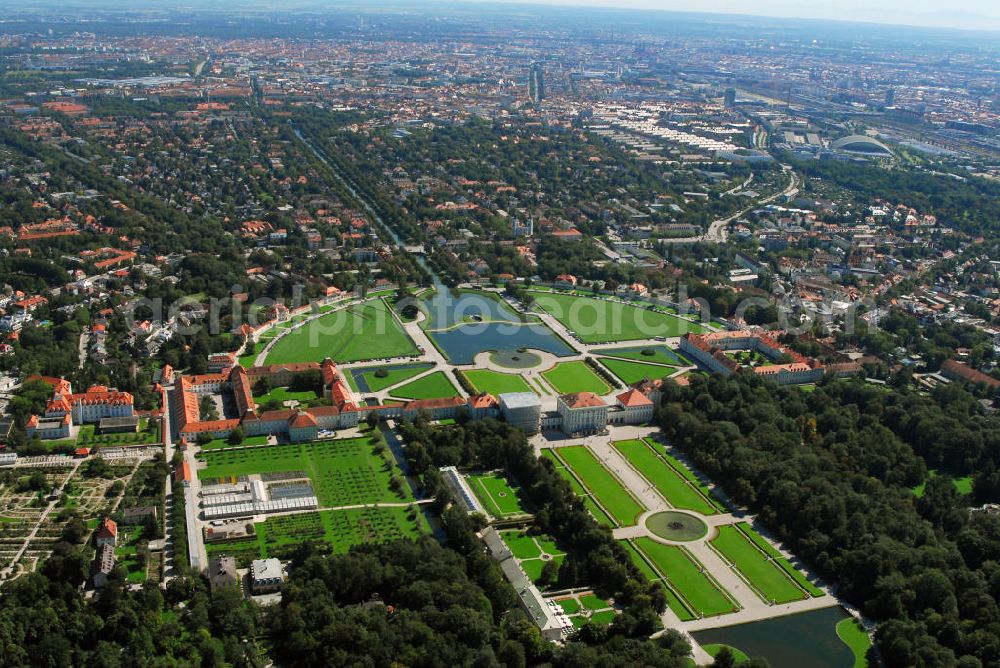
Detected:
left=831, top=135, right=893, bottom=155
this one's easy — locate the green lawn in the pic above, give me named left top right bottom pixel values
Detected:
left=252, top=387, right=319, bottom=405
left=837, top=617, right=872, bottom=668
left=198, top=437, right=412, bottom=506
left=503, top=530, right=544, bottom=559
left=911, top=469, right=973, bottom=497
left=633, top=537, right=738, bottom=617
left=657, top=444, right=728, bottom=512
left=703, top=645, right=749, bottom=664
left=238, top=349, right=258, bottom=368
left=541, top=360, right=611, bottom=395
left=599, top=358, right=675, bottom=385
left=735, top=522, right=824, bottom=597
left=593, top=345, right=687, bottom=366
left=612, top=439, right=717, bottom=515
left=76, top=419, right=159, bottom=447
left=619, top=540, right=696, bottom=621
left=543, top=449, right=617, bottom=526
left=579, top=593, right=610, bottom=611
left=389, top=371, right=459, bottom=400
left=115, top=525, right=150, bottom=585
left=264, top=300, right=419, bottom=365
left=353, top=364, right=432, bottom=392
left=468, top=473, right=529, bottom=517
left=554, top=593, right=618, bottom=627
left=462, top=369, right=533, bottom=396
left=206, top=505, right=430, bottom=567
left=556, top=445, right=645, bottom=526
left=531, top=291, right=706, bottom=343
left=588, top=610, right=617, bottom=625
left=501, top=529, right=565, bottom=587
left=710, top=525, right=807, bottom=604
left=557, top=597, right=580, bottom=614
left=199, top=434, right=272, bottom=451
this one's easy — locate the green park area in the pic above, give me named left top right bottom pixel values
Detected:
left=594, top=345, right=689, bottom=366
left=555, top=593, right=618, bottom=628
left=554, top=445, right=645, bottom=527
left=732, top=522, right=824, bottom=597
left=710, top=524, right=809, bottom=604
left=64, top=419, right=154, bottom=448
left=703, top=645, right=750, bottom=664
left=500, top=529, right=566, bottom=585
left=264, top=299, right=418, bottom=365
left=199, top=434, right=271, bottom=451
left=351, top=364, right=432, bottom=393
left=115, top=524, right=152, bottom=584
left=911, top=469, right=973, bottom=497
left=530, top=291, right=705, bottom=343
left=461, top=369, right=533, bottom=396
left=629, top=537, right=739, bottom=618
left=388, top=371, right=459, bottom=400
left=252, top=386, right=320, bottom=406
left=198, top=436, right=411, bottom=507
left=75, top=418, right=160, bottom=447
left=541, top=360, right=611, bottom=395
left=205, top=505, right=430, bottom=567
left=837, top=617, right=873, bottom=668
left=468, top=473, right=529, bottom=517
left=612, top=439, right=719, bottom=515
left=598, top=358, right=675, bottom=385
left=542, top=449, right=616, bottom=526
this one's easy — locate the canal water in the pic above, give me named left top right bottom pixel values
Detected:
left=428, top=322, right=574, bottom=365
left=691, top=607, right=854, bottom=668
left=295, top=126, right=573, bottom=366
left=421, top=288, right=524, bottom=329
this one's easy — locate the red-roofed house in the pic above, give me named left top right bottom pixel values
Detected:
left=95, top=517, right=118, bottom=548
left=175, top=461, right=192, bottom=486
left=551, top=228, right=583, bottom=242
left=614, top=388, right=654, bottom=424
left=554, top=274, right=578, bottom=288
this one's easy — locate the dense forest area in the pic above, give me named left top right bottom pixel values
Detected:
left=267, top=539, right=697, bottom=667
left=0, top=546, right=261, bottom=667
left=788, top=156, right=1000, bottom=236
left=658, top=375, right=1000, bottom=667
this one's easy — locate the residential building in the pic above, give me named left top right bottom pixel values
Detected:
left=92, top=543, right=115, bottom=589
left=95, top=517, right=118, bottom=548
left=250, top=558, right=286, bottom=594
left=207, top=556, right=239, bottom=592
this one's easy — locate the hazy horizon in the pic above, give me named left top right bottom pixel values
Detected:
left=468, top=0, right=1000, bottom=33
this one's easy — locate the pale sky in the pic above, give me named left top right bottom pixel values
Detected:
left=474, top=0, right=1000, bottom=32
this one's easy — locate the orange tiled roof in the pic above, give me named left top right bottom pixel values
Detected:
left=560, top=392, right=606, bottom=409
left=617, top=388, right=652, bottom=407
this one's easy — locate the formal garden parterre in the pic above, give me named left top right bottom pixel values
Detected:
left=198, top=436, right=411, bottom=507
left=530, top=291, right=706, bottom=343
left=264, top=300, right=419, bottom=365
left=541, top=360, right=611, bottom=395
